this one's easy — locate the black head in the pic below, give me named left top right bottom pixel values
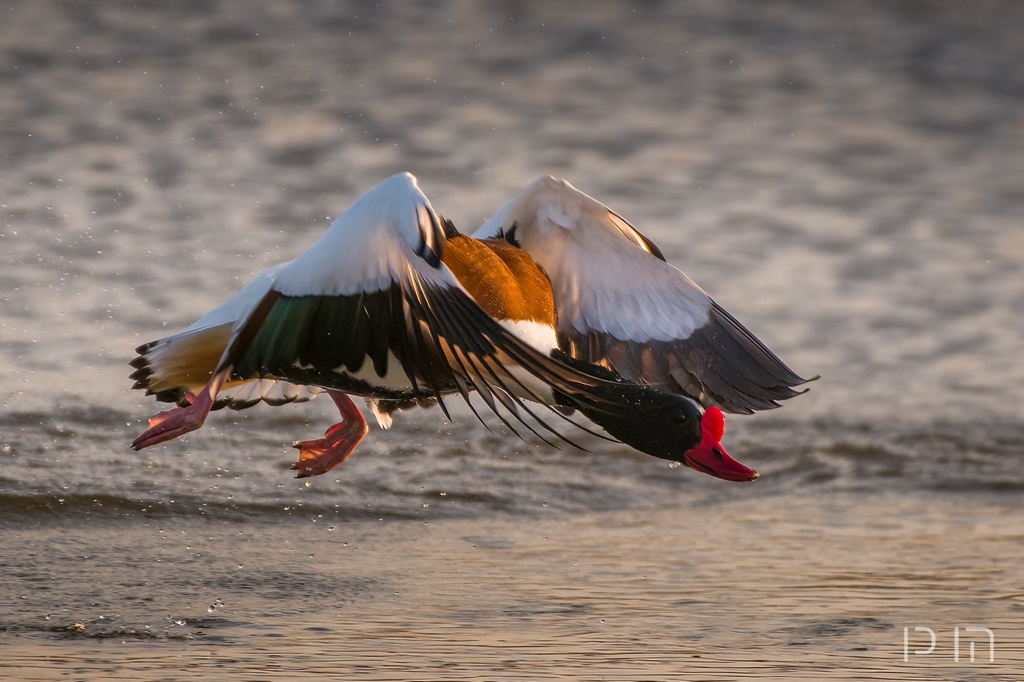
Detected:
left=578, top=387, right=703, bottom=460
left=573, top=384, right=758, bottom=482
left=549, top=350, right=758, bottom=481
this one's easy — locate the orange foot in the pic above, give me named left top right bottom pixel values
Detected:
left=132, top=391, right=213, bottom=450
left=131, top=369, right=228, bottom=450
left=291, top=391, right=368, bottom=478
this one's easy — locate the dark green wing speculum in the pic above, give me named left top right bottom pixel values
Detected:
left=234, top=289, right=406, bottom=383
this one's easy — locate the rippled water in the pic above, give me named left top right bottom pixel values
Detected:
left=2, top=1, right=1023, bottom=679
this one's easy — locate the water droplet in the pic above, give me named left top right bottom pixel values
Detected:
left=422, top=503, right=430, bottom=508
left=669, top=461, right=682, bottom=468
left=304, top=481, right=311, bottom=487
left=328, top=526, right=335, bottom=531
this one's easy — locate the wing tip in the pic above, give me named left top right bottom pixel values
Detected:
left=572, top=301, right=814, bottom=415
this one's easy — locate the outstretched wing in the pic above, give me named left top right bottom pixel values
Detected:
left=219, top=172, right=623, bottom=444
left=473, top=176, right=809, bottom=414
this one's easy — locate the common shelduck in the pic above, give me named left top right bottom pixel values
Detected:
left=130, top=173, right=808, bottom=481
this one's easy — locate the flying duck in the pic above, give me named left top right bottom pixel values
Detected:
left=130, top=173, right=808, bottom=481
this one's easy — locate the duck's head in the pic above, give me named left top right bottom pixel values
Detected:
left=550, top=351, right=759, bottom=482
left=579, top=389, right=758, bottom=482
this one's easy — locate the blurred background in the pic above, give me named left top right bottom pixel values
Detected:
left=1, top=1, right=1022, bottom=678
left=3, top=0, right=1023, bottom=423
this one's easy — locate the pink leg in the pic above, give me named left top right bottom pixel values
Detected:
left=131, top=368, right=230, bottom=451
left=291, top=390, right=368, bottom=478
